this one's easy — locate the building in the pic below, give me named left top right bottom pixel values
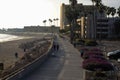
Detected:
left=60, top=3, right=105, bottom=39
left=77, top=15, right=94, bottom=39
left=78, top=16, right=120, bottom=39
left=60, top=3, right=105, bottom=29
left=96, top=17, right=120, bottom=39
left=60, top=3, right=120, bottom=39
left=24, top=26, right=59, bottom=33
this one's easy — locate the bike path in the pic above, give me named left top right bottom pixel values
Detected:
left=22, top=36, right=84, bottom=80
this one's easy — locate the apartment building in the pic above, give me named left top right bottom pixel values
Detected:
left=60, top=3, right=120, bottom=39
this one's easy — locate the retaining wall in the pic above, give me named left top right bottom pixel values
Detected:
left=1, top=40, right=54, bottom=80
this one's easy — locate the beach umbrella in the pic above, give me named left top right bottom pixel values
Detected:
left=82, top=57, right=114, bottom=71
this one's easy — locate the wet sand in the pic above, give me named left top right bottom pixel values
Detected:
left=0, top=33, right=46, bottom=69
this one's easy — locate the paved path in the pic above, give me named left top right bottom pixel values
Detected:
left=22, top=35, right=84, bottom=80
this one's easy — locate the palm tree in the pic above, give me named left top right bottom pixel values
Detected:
left=69, top=0, right=78, bottom=44
left=69, top=0, right=77, bottom=8
left=98, top=3, right=105, bottom=14
left=53, top=18, right=56, bottom=25
left=43, top=20, right=47, bottom=26
left=106, top=6, right=111, bottom=17
left=91, top=0, right=101, bottom=8
left=110, top=7, right=116, bottom=17
left=56, top=18, right=59, bottom=26
left=49, top=19, right=52, bottom=26
left=91, top=0, right=101, bottom=40
left=117, top=7, right=120, bottom=17
left=91, top=0, right=95, bottom=6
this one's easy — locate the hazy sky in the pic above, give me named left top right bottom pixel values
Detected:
left=0, top=0, right=119, bottom=29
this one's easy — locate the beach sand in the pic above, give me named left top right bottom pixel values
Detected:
left=0, top=33, right=47, bottom=69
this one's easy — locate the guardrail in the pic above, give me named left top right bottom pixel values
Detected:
left=1, top=39, right=54, bottom=80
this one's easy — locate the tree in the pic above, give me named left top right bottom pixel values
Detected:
left=55, top=18, right=59, bottom=26
left=98, top=3, right=105, bottom=15
left=111, top=7, right=116, bottom=17
left=53, top=18, right=56, bottom=25
left=69, top=0, right=78, bottom=44
left=65, top=6, right=79, bottom=24
left=91, top=0, right=101, bottom=40
left=91, top=0, right=101, bottom=8
left=43, top=20, right=47, bottom=26
left=48, top=19, right=52, bottom=26
left=106, top=6, right=111, bottom=17
left=117, top=7, right=120, bottom=17
left=69, top=0, right=77, bottom=8
left=53, top=18, right=59, bottom=26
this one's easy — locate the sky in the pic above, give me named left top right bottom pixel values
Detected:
left=0, top=0, right=119, bottom=29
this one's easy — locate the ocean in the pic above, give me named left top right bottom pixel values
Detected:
left=0, top=34, right=25, bottom=43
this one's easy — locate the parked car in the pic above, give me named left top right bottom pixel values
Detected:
left=107, top=50, right=120, bottom=60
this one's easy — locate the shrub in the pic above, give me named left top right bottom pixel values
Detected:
left=74, top=39, right=85, bottom=45
left=82, top=57, right=114, bottom=71
left=85, top=40, right=98, bottom=46
left=82, top=51, right=104, bottom=59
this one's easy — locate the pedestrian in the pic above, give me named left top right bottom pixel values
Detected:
left=53, top=44, right=56, bottom=51
left=56, top=44, right=59, bottom=51
left=80, top=50, right=84, bottom=57
left=24, top=48, right=26, bottom=52
left=15, top=52, right=18, bottom=58
left=53, top=40, right=57, bottom=51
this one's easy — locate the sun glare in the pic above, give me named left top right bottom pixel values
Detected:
left=0, top=0, right=58, bottom=28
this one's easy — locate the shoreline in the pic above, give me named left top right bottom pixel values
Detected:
left=0, top=33, right=47, bottom=69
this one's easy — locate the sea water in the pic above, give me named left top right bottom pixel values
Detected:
left=0, top=34, right=25, bottom=42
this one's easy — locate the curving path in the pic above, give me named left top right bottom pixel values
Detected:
left=22, top=35, right=84, bottom=80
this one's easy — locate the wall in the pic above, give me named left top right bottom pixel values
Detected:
left=1, top=40, right=54, bottom=80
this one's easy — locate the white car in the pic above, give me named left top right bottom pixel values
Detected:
left=107, top=50, right=120, bottom=57
left=107, top=50, right=120, bottom=60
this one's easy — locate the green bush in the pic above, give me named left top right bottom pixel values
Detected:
left=85, top=40, right=98, bottom=46
left=75, top=39, right=85, bottom=45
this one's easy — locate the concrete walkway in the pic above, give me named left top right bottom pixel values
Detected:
left=22, top=35, right=84, bottom=80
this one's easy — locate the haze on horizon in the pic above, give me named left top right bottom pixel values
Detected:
left=0, top=0, right=119, bottom=29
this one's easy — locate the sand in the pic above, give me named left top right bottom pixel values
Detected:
left=0, top=33, right=47, bottom=69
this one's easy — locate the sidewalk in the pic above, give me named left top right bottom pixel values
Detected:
left=22, top=35, right=84, bottom=80
left=58, top=36, right=84, bottom=80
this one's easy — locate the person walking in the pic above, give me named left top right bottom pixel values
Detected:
left=15, top=52, right=18, bottom=58
left=56, top=44, right=59, bottom=51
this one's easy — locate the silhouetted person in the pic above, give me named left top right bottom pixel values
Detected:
left=53, top=40, right=57, bottom=51
left=15, top=52, right=18, bottom=58
left=24, top=48, right=26, bottom=52
left=56, top=44, right=59, bottom=51
left=80, top=50, right=84, bottom=57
